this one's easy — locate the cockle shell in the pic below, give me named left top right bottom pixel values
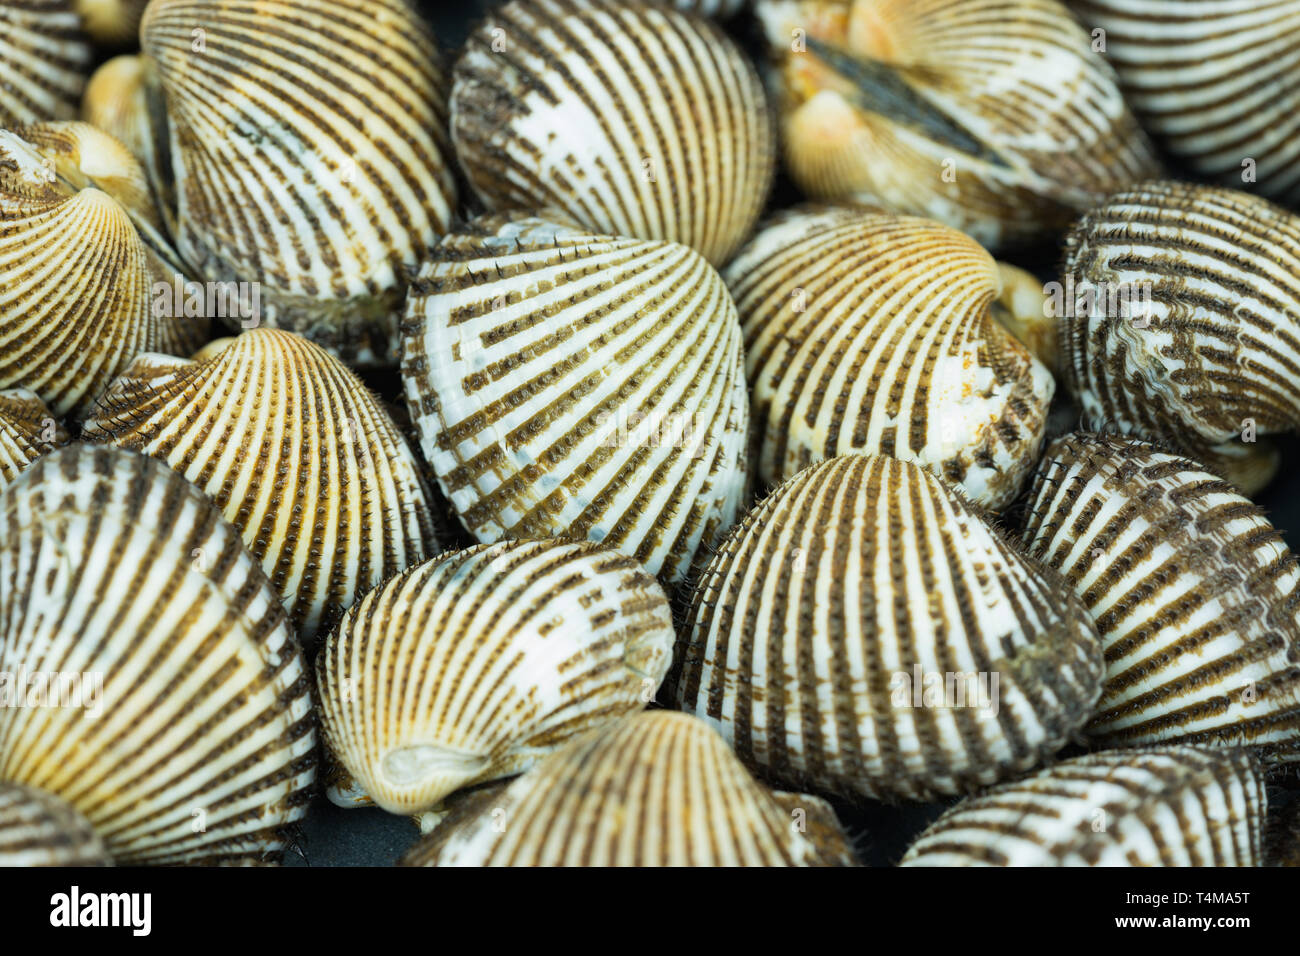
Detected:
left=75, top=0, right=149, bottom=46
left=81, top=328, right=439, bottom=640
left=1021, top=432, right=1300, bottom=761
left=401, top=712, right=859, bottom=866
left=669, top=0, right=748, bottom=15
left=129, top=0, right=459, bottom=364
left=0, top=1, right=91, bottom=126
left=0, top=122, right=204, bottom=415
left=724, top=205, right=1053, bottom=507
left=901, top=746, right=1265, bottom=866
left=451, top=0, right=775, bottom=266
left=400, top=214, right=749, bottom=587
left=674, top=454, right=1105, bottom=801
left=0, top=782, right=111, bottom=866
left=316, top=539, right=675, bottom=815
left=0, top=446, right=316, bottom=865
left=752, top=0, right=1162, bottom=250
left=1059, top=181, right=1300, bottom=496
left=1071, top=0, right=1300, bottom=204
left=0, top=389, right=65, bottom=489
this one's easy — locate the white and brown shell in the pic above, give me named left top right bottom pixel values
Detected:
left=901, top=746, right=1265, bottom=866
left=81, top=329, right=439, bottom=640
left=1060, top=181, right=1300, bottom=496
left=451, top=0, right=775, bottom=266
left=674, top=454, right=1105, bottom=801
left=752, top=0, right=1162, bottom=250
left=0, top=782, right=111, bottom=866
left=0, top=445, right=316, bottom=865
left=400, top=214, right=749, bottom=587
left=0, top=1, right=91, bottom=126
left=725, top=205, right=1053, bottom=507
left=0, top=389, right=65, bottom=489
left=1071, top=0, right=1300, bottom=204
left=130, top=0, right=459, bottom=364
left=316, top=539, right=675, bottom=816
left=1022, top=432, right=1300, bottom=761
left=401, top=711, right=859, bottom=866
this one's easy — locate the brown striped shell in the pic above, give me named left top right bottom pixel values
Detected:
left=725, top=206, right=1054, bottom=507
left=1071, top=0, right=1300, bottom=205
left=0, top=445, right=316, bottom=865
left=451, top=0, right=775, bottom=266
left=399, top=214, right=749, bottom=587
left=132, top=0, right=459, bottom=364
left=901, top=746, right=1265, bottom=866
left=0, top=389, right=65, bottom=489
left=674, top=454, right=1106, bottom=801
left=0, top=1, right=91, bottom=126
left=81, top=329, right=439, bottom=641
left=753, top=0, right=1162, bottom=250
left=316, top=539, right=675, bottom=815
left=1022, top=432, right=1300, bottom=761
left=669, top=0, right=748, bottom=15
left=1059, top=181, right=1300, bottom=496
left=0, top=782, right=111, bottom=866
left=401, top=712, right=859, bottom=866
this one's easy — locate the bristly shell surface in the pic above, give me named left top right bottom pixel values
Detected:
left=0, top=446, right=316, bottom=865
left=724, top=205, right=1053, bottom=507
left=316, top=539, right=675, bottom=815
left=1022, top=432, right=1300, bottom=761
left=401, top=711, right=859, bottom=866
left=0, top=389, right=65, bottom=490
left=1059, top=181, right=1300, bottom=495
left=901, top=746, right=1265, bottom=866
left=399, top=214, right=749, bottom=587
left=0, top=782, right=111, bottom=866
left=674, top=454, right=1105, bottom=802
left=82, top=329, right=439, bottom=641
left=451, top=0, right=775, bottom=265
left=0, top=1, right=91, bottom=127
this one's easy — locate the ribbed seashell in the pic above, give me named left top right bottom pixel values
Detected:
left=81, top=329, right=438, bottom=640
left=134, top=0, right=459, bottom=364
left=75, top=0, right=149, bottom=46
left=674, top=454, right=1105, bottom=801
left=0, top=389, right=65, bottom=489
left=0, top=122, right=205, bottom=414
left=666, top=0, right=747, bottom=16
left=0, top=446, right=316, bottom=865
left=752, top=0, right=1162, bottom=250
left=1021, top=432, right=1300, bottom=762
left=1060, top=181, right=1300, bottom=496
left=400, top=214, right=749, bottom=587
left=902, top=746, right=1265, bottom=866
left=451, top=0, right=774, bottom=266
left=725, top=205, right=1053, bottom=507
left=0, top=782, right=111, bottom=866
left=317, top=539, right=675, bottom=815
left=1071, top=0, right=1300, bottom=205
left=401, top=712, right=859, bottom=866
left=0, top=1, right=91, bottom=126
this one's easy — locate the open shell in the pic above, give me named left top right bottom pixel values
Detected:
left=725, top=205, right=1053, bottom=507
left=82, top=329, right=439, bottom=640
left=316, top=539, right=675, bottom=815
left=451, top=0, right=774, bottom=266
left=1022, top=432, right=1300, bottom=762
left=399, top=213, right=749, bottom=587
left=401, top=711, right=859, bottom=866
left=0, top=389, right=65, bottom=489
left=0, top=1, right=91, bottom=126
left=0, top=782, right=111, bottom=866
left=674, top=454, right=1105, bottom=801
left=0, top=445, right=316, bottom=865
left=902, top=746, right=1265, bottom=866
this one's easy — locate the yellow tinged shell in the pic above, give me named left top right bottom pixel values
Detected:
left=401, top=712, right=859, bottom=866
left=0, top=782, right=111, bottom=866
left=451, top=0, right=775, bottom=266
left=399, top=214, right=749, bottom=587
left=0, top=389, right=65, bottom=489
left=725, top=206, right=1053, bottom=507
left=0, top=446, right=316, bottom=865
left=0, top=1, right=91, bottom=126
left=81, top=329, right=439, bottom=640
left=901, top=746, right=1265, bottom=866
left=1022, top=433, right=1300, bottom=761
left=316, top=539, right=676, bottom=815
left=675, top=454, right=1105, bottom=801
left=75, top=0, right=149, bottom=46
